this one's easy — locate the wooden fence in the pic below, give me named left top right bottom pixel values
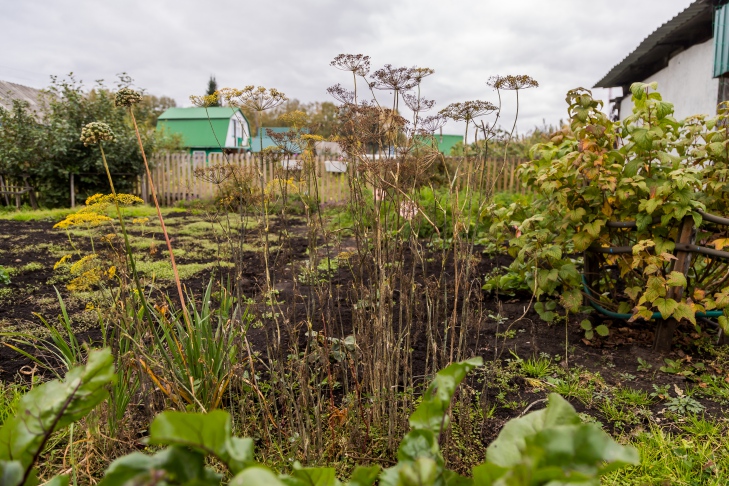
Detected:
left=138, top=153, right=528, bottom=206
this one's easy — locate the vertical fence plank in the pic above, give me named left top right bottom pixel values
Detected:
left=508, top=157, right=516, bottom=192
left=163, top=153, right=169, bottom=206
left=146, top=152, right=531, bottom=206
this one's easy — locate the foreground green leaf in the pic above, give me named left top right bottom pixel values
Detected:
left=99, top=446, right=221, bottom=486
left=148, top=410, right=255, bottom=474
left=0, top=348, right=115, bottom=486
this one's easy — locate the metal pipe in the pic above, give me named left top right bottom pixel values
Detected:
left=587, top=244, right=634, bottom=254
left=605, top=216, right=661, bottom=228
left=698, top=209, right=729, bottom=227
left=674, top=243, right=729, bottom=260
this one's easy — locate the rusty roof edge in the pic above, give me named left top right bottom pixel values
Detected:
left=594, top=0, right=713, bottom=89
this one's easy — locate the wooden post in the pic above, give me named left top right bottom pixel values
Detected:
left=0, top=174, right=10, bottom=207
left=653, top=216, right=695, bottom=352
left=25, top=177, right=37, bottom=210
left=141, top=174, right=148, bottom=204
left=70, top=173, right=75, bottom=208
left=508, top=157, right=516, bottom=192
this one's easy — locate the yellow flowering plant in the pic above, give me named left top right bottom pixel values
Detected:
left=53, top=192, right=142, bottom=292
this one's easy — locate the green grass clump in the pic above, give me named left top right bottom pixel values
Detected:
left=174, top=216, right=257, bottom=237
left=19, top=262, right=43, bottom=273
left=135, top=260, right=233, bottom=281
left=0, top=383, right=27, bottom=426
left=607, top=418, right=729, bottom=485
left=4, top=262, right=43, bottom=277
left=0, top=206, right=186, bottom=222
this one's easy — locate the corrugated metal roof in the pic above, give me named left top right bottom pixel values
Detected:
left=250, top=128, right=304, bottom=153
left=0, top=80, right=45, bottom=113
left=594, top=0, right=714, bottom=88
left=157, top=106, right=242, bottom=120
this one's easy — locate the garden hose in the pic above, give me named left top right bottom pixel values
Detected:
left=581, top=275, right=724, bottom=320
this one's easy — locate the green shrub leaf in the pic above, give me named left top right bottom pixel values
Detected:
left=99, top=446, right=221, bottom=486
left=595, top=324, right=610, bottom=337
left=486, top=394, right=580, bottom=467
left=673, top=302, right=696, bottom=325
left=0, top=461, right=24, bottom=486
left=0, top=348, right=115, bottom=486
left=148, top=410, right=254, bottom=474
left=408, top=357, right=483, bottom=435
left=347, top=466, right=381, bottom=486
left=666, top=271, right=687, bottom=288
left=230, top=466, right=287, bottom=486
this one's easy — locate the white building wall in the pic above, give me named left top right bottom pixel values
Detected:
left=619, top=38, right=719, bottom=121
left=225, top=117, right=249, bottom=148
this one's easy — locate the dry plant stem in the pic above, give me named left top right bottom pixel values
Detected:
left=129, top=109, right=190, bottom=328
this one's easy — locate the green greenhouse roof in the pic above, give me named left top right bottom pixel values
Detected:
left=158, top=107, right=242, bottom=120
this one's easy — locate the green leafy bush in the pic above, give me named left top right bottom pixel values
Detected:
left=486, top=83, right=729, bottom=337
left=0, top=75, right=177, bottom=207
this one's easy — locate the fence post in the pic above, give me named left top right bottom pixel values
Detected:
left=141, top=174, right=148, bottom=204
left=654, top=216, right=695, bottom=352
left=70, top=173, right=75, bottom=208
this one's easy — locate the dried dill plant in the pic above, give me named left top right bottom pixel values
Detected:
left=318, top=54, right=540, bottom=457
left=216, top=86, right=289, bottom=295
left=331, top=54, right=370, bottom=102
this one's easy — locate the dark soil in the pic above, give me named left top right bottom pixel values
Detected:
left=1, top=214, right=726, bottom=437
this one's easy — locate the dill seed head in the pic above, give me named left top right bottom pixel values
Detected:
left=370, top=64, right=417, bottom=92
left=439, top=101, right=497, bottom=122
left=417, top=114, right=446, bottom=134
left=487, top=74, right=539, bottom=91
left=326, top=84, right=356, bottom=105
left=330, top=54, right=371, bottom=77
left=403, top=93, right=435, bottom=113
left=189, top=93, right=220, bottom=107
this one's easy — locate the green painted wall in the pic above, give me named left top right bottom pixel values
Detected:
left=435, top=134, right=464, bottom=155
left=414, top=134, right=464, bottom=154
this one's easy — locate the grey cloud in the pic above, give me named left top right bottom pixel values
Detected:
left=1, top=0, right=694, bottom=135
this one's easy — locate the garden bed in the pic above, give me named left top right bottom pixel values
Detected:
left=1, top=211, right=727, bottom=446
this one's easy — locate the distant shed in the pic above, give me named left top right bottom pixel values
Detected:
left=156, top=107, right=251, bottom=158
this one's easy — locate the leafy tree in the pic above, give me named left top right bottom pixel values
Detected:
left=307, top=101, right=339, bottom=137
left=0, top=99, right=49, bottom=183
left=136, top=93, right=177, bottom=126
left=0, top=74, right=172, bottom=207
left=234, top=98, right=338, bottom=137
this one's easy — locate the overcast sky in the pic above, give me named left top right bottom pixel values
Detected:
left=1, top=0, right=694, bottom=139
